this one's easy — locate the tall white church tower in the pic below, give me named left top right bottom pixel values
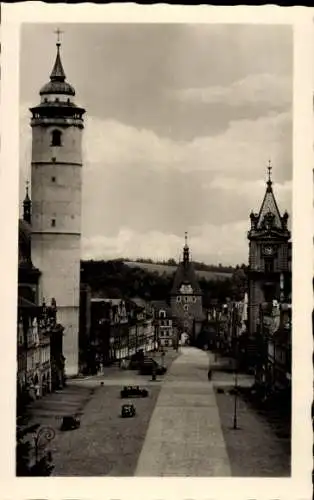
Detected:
left=30, top=37, right=85, bottom=376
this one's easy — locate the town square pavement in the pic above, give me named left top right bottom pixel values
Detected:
left=134, top=347, right=231, bottom=476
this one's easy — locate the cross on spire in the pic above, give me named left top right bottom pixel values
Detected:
left=25, top=179, right=30, bottom=195
left=185, top=231, right=188, bottom=246
left=54, top=28, right=63, bottom=47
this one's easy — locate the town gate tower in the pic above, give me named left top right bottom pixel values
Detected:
left=170, top=233, right=204, bottom=342
left=30, top=38, right=85, bottom=376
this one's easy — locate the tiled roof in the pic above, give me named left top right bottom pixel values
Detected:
left=171, top=261, right=202, bottom=295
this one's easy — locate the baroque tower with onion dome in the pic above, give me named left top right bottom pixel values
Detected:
left=30, top=34, right=85, bottom=376
left=247, top=163, right=291, bottom=337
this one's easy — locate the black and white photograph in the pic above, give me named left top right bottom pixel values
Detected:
left=0, top=4, right=313, bottom=499
left=15, top=20, right=294, bottom=478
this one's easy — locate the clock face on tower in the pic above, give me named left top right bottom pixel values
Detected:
left=263, top=245, right=275, bottom=256
left=180, top=284, right=193, bottom=294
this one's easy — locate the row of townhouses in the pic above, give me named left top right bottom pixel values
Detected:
left=17, top=217, right=65, bottom=416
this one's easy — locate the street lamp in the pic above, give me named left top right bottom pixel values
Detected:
left=33, top=425, right=55, bottom=464
left=18, top=424, right=56, bottom=476
left=233, top=367, right=238, bottom=430
left=232, top=333, right=239, bottom=430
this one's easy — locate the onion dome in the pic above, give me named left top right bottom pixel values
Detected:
left=39, top=41, right=75, bottom=97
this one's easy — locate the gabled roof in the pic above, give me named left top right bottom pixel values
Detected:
left=130, top=297, right=147, bottom=309
left=171, top=261, right=202, bottom=295
left=151, top=300, right=172, bottom=315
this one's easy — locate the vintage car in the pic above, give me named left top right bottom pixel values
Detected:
left=129, top=349, right=145, bottom=370
left=121, top=403, right=136, bottom=418
left=120, top=385, right=148, bottom=399
left=60, top=415, right=80, bottom=431
left=139, top=358, right=167, bottom=376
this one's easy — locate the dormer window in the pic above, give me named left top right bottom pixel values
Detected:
left=51, top=129, right=62, bottom=147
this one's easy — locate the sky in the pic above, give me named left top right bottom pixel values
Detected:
left=19, top=23, right=292, bottom=265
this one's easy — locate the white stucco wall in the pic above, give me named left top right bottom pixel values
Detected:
left=31, top=120, right=83, bottom=376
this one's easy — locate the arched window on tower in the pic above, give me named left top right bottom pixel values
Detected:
left=51, top=129, right=62, bottom=147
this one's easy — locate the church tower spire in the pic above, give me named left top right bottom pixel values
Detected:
left=23, top=180, right=31, bottom=224
left=50, top=40, right=66, bottom=82
left=249, top=160, right=286, bottom=231
left=247, top=161, right=291, bottom=337
left=29, top=31, right=85, bottom=376
left=183, top=231, right=190, bottom=265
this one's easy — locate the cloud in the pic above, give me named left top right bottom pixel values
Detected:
left=172, top=73, right=291, bottom=110
left=82, top=221, right=249, bottom=266
left=82, top=110, right=291, bottom=179
left=19, top=102, right=291, bottom=264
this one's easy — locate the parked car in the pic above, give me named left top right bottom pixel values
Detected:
left=60, top=415, right=80, bottom=431
left=120, top=386, right=148, bottom=398
left=121, top=403, right=136, bottom=418
left=139, top=358, right=167, bottom=376
left=129, top=349, right=145, bottom=370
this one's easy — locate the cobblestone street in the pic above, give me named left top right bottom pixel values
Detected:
left=20, top=347, right=291, bottom=476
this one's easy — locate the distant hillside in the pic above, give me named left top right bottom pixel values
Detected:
left=124, top=260, right=232, bottom=281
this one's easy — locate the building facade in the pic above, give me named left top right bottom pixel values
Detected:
left=17, top=194, right=65, bottom=414
left=170, top=234, right=204, bottom=342
left=152, top=301, right=176, bottom=348
left=29, top=40, right=85, bottom=376
left=80, top=296, right=155, bottom=373
left=259, top=300, right=292, bottom=393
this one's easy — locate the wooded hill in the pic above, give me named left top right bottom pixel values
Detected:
left=81, top=259, right=247, bottom=307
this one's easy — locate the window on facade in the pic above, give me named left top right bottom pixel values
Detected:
left=51, top=176, right=56, bottom=183
left=265, top=259, right=274, bottom=273
left=51, top=218, right=56, bottom=227
left=51, top=129, right=62, bottom=147
left=184, top=305, right=189, bottom=311
left=159, top=310, right=166, bottom=318
left=177, top=296, right=181, bottom=303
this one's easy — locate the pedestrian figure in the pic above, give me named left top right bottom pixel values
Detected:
left=208, top=369, right=212, bottom=381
